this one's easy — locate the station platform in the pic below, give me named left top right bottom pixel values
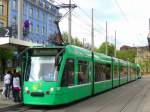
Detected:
left=0, top=92, right=21, bottom=109
left=0, top=81, right=21, bottom=109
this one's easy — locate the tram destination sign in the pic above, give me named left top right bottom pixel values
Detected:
left=31, top=49, right=59, bottom=56
left=0, top=27, right=12, bottom=37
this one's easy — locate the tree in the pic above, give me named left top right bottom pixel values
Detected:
left=116, top=49, right=136, bottom=63
left=97, top=42, right=115, bottom=56
left=0, top=48, right=13, bottom=80
left=62, top=32, right=83, bottom=47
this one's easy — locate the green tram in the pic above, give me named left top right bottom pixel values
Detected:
left=21, top=45, right=141, bottom=105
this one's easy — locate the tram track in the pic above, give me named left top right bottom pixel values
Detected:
left=94, top=81, right=144, bottom=112
left=0, top=104, right=52, bottom=112
left=95, top=78, right=149, bottom=112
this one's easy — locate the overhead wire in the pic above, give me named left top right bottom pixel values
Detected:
left=54, top=0, right=106, bottom=42
left=113, top=0, right=129, bottom=23
left=54, top=0, right=92, bottom=36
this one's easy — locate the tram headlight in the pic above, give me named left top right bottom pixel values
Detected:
left=25, top=87, right=29, bottom=91
left=50, top=88, right=54, bottom=92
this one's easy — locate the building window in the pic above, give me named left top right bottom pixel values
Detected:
left=29, top=7, right=33, bottom=17
left=43, top=1, right=46, bottom=8
left=78, top=60, right=89, bottom=84
left=30, top=0, right=34, bottom=3
left=49, top=17, right=52, bottom=26
left=0, top=5, right=3, bottom=16
left=61, top=59, right=75, bottom=87
left=43, top=13, right=45, bottom=21
left=36, top=24, right=39, bottom=33
left=0, top=0, right=3, bottom=16
left=29, top=22, right=33, bottom=33
left=37, top=9, right=40, bottom=19
left=0, top=21, right=4, bottom=27
left=12, top=0, right=17, bottom=10
left=12, top=16, right=17, bottom=25
left=42, top=26, right=45, bottom=35
left=36, top=0, right=40, bottom=5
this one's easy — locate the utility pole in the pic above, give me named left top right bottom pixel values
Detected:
left=106, top=21, right=108, bottom=55
left=136, top=46, right=138, bottom=64
left=91, top=8, right=94, bottom=52
left=83, top=38, right=86, bottom=47
left=114, top=30, right=117, bottom=57
left=18, top=0, right=23, bottom=40
left=68, top=0, right=72, bottom=44
left=148, top=18, right=150, bottom=50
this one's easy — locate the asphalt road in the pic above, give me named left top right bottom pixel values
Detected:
left=1, top=76, right=150, bottom=112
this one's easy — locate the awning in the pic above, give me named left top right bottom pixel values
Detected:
left=0, top=37, right=41, bottom=49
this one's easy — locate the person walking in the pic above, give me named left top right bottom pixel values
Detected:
left=12, top=71, right=21, bottom=102
left=4, top=71, right=12, bottom=99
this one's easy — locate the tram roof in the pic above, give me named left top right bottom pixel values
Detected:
left=26, top=45, right=139, bottom=67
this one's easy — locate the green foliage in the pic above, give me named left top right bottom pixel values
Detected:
left=116, top=49, right=136, bottom=63
left=0, top=48, right=14, bottom=74
left=97, top=42, right=136, bottom=63
left=62, top=32, right=83, bottom=47
left=0, top=48, right=13, bottom=60
left=97, top=42, right=115, bottom=56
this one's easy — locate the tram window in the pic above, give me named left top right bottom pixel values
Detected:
left=78, top=61, right=89, bottom=84
left=137, top=68, right=140, bottom=75
left=25, top=58, right=31, bottom=81
left=105, top=65, right=111, bottom=80
left=130, top=67, right=135, bottom=77
left=128, top=67, right=130, bottom=77
left=114, top=65, right=119, bottom=79
left=120, top=66, right=127, bottom=77
left=95, top=63, right=111, bottom=82
left=95, top=63, right=104, bottom=81
left=61, top=59, right=75, bottom=87
left=133, top=68, right=137, bottom=76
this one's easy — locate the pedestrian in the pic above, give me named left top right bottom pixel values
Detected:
left=12, top=71, right=21, bottom=102
left=11, top=69, right=16, bottom=99
left=4, top=71, right=12, bottom=99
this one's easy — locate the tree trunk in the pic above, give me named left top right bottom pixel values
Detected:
left=1, top=58, right=6, bottom=81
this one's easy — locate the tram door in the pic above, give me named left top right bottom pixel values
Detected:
left=75, top=60, right=92, bottom=100
left=61, top=59, right=77, bottom=102
left=113, top=59, right=120, bottom=88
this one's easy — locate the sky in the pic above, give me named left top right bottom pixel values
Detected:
left=55, top=0, right=149, bottom=49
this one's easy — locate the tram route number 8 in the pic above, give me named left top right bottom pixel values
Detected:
left=0, top=27, right=12, bottom=37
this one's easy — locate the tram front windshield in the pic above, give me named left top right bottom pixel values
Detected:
left=28, top=56, right=57, bottom=82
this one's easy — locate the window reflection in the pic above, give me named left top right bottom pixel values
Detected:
left=28, top=57, right=57, bottom=82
